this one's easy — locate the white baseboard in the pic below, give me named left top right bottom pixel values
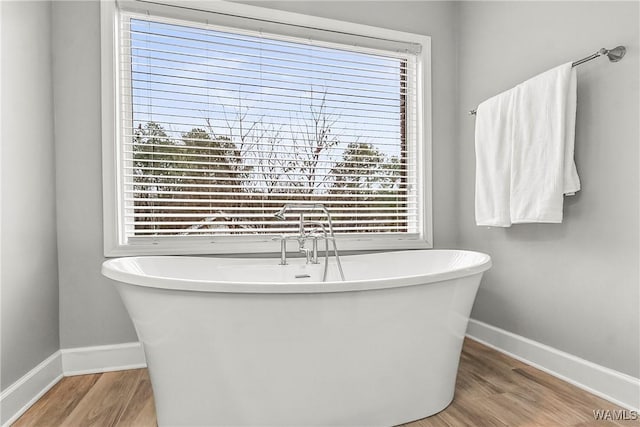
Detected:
left=0, top=351, right=63, bottom=427
left=466, top=318, right=640, bottom=411
left=61, top=342, right=147, bottom=376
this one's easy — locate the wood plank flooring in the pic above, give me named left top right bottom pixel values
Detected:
left=13, top=339, right=636, bottom=427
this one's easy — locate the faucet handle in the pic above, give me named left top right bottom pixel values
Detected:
left=273, top=234, right=298, bottom=241
left=300, top=247, right=314, bottom=264
left=274, top=235, right=288, bottom=266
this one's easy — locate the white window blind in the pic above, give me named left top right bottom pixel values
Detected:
left=115, top=9, right=423, bottom=243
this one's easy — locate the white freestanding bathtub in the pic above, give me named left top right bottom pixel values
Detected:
left=102, top=249, right=491, bottom=427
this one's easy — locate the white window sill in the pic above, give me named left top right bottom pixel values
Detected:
left=104, top=235, right=432, bottom=257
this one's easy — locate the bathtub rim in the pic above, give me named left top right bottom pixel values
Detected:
left=102, top=249, right=491, bottom=294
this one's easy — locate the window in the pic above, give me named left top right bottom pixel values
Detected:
left=101, top=1, right=431, bottom=255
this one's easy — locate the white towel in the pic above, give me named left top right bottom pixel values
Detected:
left=510, top=62, right=580, bottom=223
left=475, top=89, right=515, bottom=227
left=474, top=62, right=580, bottom=227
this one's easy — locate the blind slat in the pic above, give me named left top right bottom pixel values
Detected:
left=130, top=226, right=413, bottom=234
left=124, top=168, right=415, bottom=182
left=129, top=205, right=418, bottom=212
left=124, top=145, right=412, bottom=160
left=123, top=158, right=415, bottom=173
left=130, top=182, right=410, bottom=193
left=124, top=135, right=413, bottom=150
left=124, top=189, right=413, bottom=198
left=125, top=197, right=418, bottom=206
left=124, top=173, right=410, bottom=183
left=131, top=219, right=416, bottom=226
left=130, top=212, right=417, bottom=218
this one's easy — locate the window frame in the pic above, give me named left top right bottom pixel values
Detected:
left=101, top=0, right=432, bottom=256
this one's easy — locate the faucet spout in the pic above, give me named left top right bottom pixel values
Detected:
left=274, top=207, right=287, bottom=221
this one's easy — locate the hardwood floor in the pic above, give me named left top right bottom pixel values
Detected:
left=13, top=339, right=635, bottom=427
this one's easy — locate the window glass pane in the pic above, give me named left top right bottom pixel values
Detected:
left=120, top=15, right=418, bottom=238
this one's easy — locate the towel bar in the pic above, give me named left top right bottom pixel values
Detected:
left=469, top=45, right=626, bottom=115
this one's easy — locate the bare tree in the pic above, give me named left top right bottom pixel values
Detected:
left=288, top=90, right=340, bottom=194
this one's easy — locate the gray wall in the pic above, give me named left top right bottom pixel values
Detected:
left=457, top=1, right=639, bottom=377
left=53, top=1, right=139, bottom=348
left=1, top=1, right=60, bottom=390
left=53, top=1, right=460, bottom=348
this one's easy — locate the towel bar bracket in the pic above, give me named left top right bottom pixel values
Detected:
left=605, top=45, right=626, bottom=63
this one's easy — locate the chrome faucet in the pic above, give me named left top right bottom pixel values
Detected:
left=273, top=205, right=320, bottom=265
left=273, top=203, right=345, bottom=281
